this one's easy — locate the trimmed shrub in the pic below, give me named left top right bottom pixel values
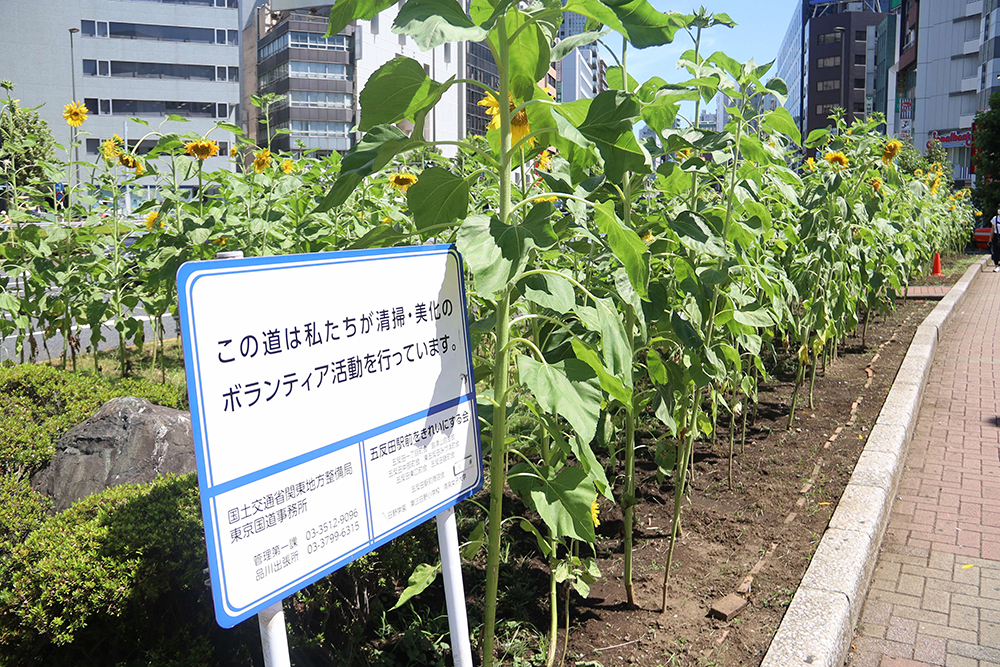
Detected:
left=0, top=474, right=257, bottom=666
left=0, top=364, right=186, bottom=478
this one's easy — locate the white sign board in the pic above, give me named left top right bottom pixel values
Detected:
left=177, top=245, right=482, bottom=627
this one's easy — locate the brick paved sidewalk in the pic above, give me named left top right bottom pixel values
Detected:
left=853, top=265, right=1000, bottom=667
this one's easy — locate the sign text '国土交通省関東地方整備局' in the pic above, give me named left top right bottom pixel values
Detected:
left=177, top=245, right=482, bottom=628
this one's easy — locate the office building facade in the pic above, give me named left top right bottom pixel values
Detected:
left=0, top=0, right=240, bottom=173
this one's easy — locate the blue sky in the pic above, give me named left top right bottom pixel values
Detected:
left=616, top=0, right=801, bottom=119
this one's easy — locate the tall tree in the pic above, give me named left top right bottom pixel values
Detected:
left=0, top=81, right=58, bottom=212
left=973, top=92, right=1000, bottom=219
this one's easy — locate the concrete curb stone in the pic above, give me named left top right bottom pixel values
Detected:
left=759, top=256, right=988, bottom=667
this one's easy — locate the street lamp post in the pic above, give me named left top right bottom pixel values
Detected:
left=68, top=27, right=80, bottom=194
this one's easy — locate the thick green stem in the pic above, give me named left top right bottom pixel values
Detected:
left=623, top=303, right=636, bottom=606
left=662, top=385, right=696, bottom=612
left=481, top=18, right=514, bottom=666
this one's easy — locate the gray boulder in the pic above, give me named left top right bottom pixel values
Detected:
left=32, top=396, right=196, bottom=512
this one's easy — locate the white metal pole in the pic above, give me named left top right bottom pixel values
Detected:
left=436, top=507, right=473, bottom=667
left=257, top=600, right=292, bottom=667
left=214, top=249, right=291, bottom=667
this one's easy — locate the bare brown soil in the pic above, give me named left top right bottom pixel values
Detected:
left=552, top=297, right=938, bottom=667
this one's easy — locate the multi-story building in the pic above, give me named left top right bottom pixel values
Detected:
left=465, top=40, right=498, bottom=137
left=805, top=2, right=888, bottom=134
left=912, top=0, right=980, bottom=184
left=246, top=3, right=465, bottom=155
left=776, top=0, right=809, bottom=137
left=555, top=10, right=602, bottom=103
left=0, top=0, right=240, bottom=184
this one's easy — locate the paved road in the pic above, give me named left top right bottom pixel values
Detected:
left=1, top=312, right=180, bottom=364
left=853, top=265, right=1000, bottom=666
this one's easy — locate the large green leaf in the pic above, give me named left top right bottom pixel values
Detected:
left=670, top=210, right=727, bottom=257
left=327, top=0, right=395, bottom=37
left=508, top=463, right=596, bottom=542
left=392, top=0, right=488, bottom=50
left=577, top=91, right=650, bottom=182
left=406, top=167, right=469, bottom=234
left=571, top=338, right=632, bottom=409
left=456, top=211, right=555, bottom=295
left=562, top=0, right=684, bottom=48
left=517, top=271, right=575, bottom=314
left=762, top=107, right=801, bottom=146
left=358, top=57, right=433, bottom=131
left=551, top=28, right=610, bottom=62
left=490, top=9, right=550, bottom=101
left=517, top=355, right=602, bottom=444
left=314, top=125, right=409, bottom=212
left=593, top=201, right=649, bottom=298
left=574, top=296, right=631, bottom=385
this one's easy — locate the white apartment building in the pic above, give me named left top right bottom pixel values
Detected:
left=0, top=0, right=240, bottom=178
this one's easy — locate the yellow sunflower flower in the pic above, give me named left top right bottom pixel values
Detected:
left=871, top=177, right=882, bottom=193
left=642, top=231, right=655, bottom=243
left=253, top=148, right=271, bottom=173
left=185, top=139, right=220, bottom=161
left=281, top=159, right=295, bottom=174
left=63, top=100, right=88, bottom=127
left=532, top=195, right=558, bottom=203
left=478, top=91, right=536, bottom=149
left=914, top=168, right=923, bottom=177
left=882, top=140, right=902, bottom=164
left=930, top=175, right=941, bottom=195
left=100, top=139, right=120, bottom=161
left=535, top=149, right=552, bottom=171
left=976, top=211, right=983, bottom=217
left=118, top=152, right=144, bottom=176
left=390, top=173, right=418, bottom=192
left=824, top=151, right=849, bottom=169
left=805, top=157, right=816, bottom=171
left=590, top=497, right=600, bottom=528
left=229, top=146, right=238, bottom=158
left=144, top=211, right=163, bottom=230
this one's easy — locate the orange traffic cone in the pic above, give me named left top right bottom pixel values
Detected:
left=931, top=253, right=944, bottom=277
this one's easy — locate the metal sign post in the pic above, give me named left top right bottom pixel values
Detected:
left=178, top=245, right=482, bottom=664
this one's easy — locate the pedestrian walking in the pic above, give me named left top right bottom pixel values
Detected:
left=992, top=206, right=1000, bottom=271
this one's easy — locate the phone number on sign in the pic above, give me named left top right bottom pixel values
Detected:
left=304, top=509, right=361, bottom=554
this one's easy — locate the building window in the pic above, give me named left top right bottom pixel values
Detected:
left=259, top=34, right=289, bottom=61
left=817, top=79, right=840, bottom=91
left=121, top=0, right=238, bottom=7
left=371, top=14, right=379, bottom=34
left=854, top=78, right=865, bottom=89
left=83, top=98, right=229, bottom=118
left=289, top=61, right=352, bottom=80
left=83, top=21, right=236, bottom=45
left=444, top=42, right=451, bottom=64
left=279, top=120, right=351, bottom=137
left=816, top=103, right=837, bottom=116
left=288, top=90, right=352, bottom=108
left=289, top=31, right=351, bottom=51
left=854, top=54, right=866, bottom=65
left=855, top=30, right=866, bottom=41
left=853, top=101, right=865, bottom=112
left=90, top=61, right=222, bottom=80
left=817, top=32, right=842, bottom=44
left=817, top=56, right=841, bottom=68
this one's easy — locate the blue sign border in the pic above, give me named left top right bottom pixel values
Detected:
left=177, top=244, right=482, bottom=628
